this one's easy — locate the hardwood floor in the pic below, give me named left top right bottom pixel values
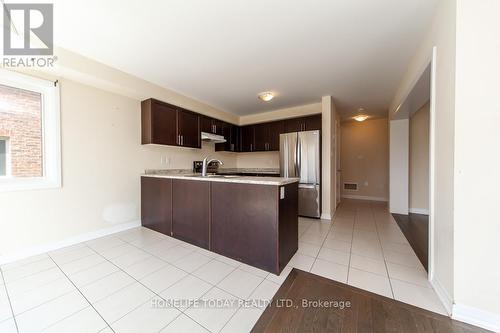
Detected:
left=252, top=269, right=490, bottom=333
left=392, top=213, right=428, bottom=271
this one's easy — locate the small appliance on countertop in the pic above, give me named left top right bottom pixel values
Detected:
left=193, top=160, right=219, bottom=174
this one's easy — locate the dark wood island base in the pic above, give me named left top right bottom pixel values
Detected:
left=141, top=175, right=299, bottom=275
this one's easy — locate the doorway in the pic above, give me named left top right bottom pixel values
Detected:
left=389, top=48, right=436, bottom=279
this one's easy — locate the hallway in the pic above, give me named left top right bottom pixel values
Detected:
left=290, top=199, right=445, bottom=315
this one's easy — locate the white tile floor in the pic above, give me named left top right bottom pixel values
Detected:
left=0, top=199, right=446, bottom=333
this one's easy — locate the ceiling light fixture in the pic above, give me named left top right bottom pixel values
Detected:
left=353, top=109, right=368, bottom=122
left=257, top=92, right=275, bottom=102
left=353, top=115, right=369, bottom=122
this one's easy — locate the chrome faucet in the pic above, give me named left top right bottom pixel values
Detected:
left=201, top=157, right=223, bottom=177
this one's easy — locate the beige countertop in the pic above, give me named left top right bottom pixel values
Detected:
left=142, top=170, right=298, bottom=186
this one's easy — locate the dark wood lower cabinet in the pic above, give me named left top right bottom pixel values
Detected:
left=278, top=183, right=298, bottom=270
left=141, top=176, right=298, bottom=274
left=210, top=183, right=278, bottom=272
left=141, top=177, right=172, bottom=236
left=211, top=182, right=298, bottom=274
left=171, top=179, right=210, bottom=249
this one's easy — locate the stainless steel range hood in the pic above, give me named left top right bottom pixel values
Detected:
left=201, top=132, right=226, bottom=143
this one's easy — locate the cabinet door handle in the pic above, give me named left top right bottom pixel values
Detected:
left=177, top=135, right=180, bottom=145
left=181, top=135, right=184, bottom=146
left=250, top=143, right=253, bottom=152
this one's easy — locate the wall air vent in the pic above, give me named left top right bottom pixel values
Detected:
left=343, top=182, right=358, bottom=191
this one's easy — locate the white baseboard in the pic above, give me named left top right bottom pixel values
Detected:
left=409, top=208, right=430, bottom=215
left=341, top=194, right=388, bottom=202
left=320, top=213, right=332, bottom=220
left=453, top=303, right=500, bottom=332
left=0, top=220, right=141, bottom=265
left=430, top=277, right=453, bottom=315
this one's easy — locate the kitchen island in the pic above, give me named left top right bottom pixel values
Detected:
left=141, top=171, right=299, bottom=275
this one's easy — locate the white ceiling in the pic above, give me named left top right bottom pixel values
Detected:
left=52, top=0, right=437, bottom=117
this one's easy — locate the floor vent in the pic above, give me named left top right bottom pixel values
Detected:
left=343, top=182, right=358, bottom=191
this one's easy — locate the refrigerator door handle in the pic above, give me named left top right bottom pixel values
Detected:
left=297, top=135, right=301, bottom=179
left=294, top=135, right=298, bottom=177
left=284, top=136, right=288, bottom=178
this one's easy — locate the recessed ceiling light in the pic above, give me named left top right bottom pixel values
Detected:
left=353, top=108, right=368, bottom=122
left=353, top=115, right=368, bottom=122
left=353, top=115, right=369, bottom=122
left=257, top=92, right=275, bottom=102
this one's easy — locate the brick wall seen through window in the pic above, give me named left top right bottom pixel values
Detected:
left=0, top=84, right=43, bottom=177
left=0, top=138, right=6, bottom=176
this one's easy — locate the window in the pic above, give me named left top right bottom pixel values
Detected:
left=0, top=69, right=60, bottom=191
left=0, top=137, right=8, bottom=176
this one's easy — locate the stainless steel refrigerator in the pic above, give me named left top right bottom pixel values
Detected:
left=280, top=130, right=321, bottom=218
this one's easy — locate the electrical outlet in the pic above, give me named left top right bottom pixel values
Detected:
left=165, top=157, right=171, bottom=166
left=364, top=181, right=369, bottom=186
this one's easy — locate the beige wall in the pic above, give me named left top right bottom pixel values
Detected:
left=389, top=119, right=409, bottom=214
left=39, top=48, right=240, bottom=125
left=389, top=0, right=456, bottom=312
left=409, top=102, right=430, bottom=212
left=0, top=57, right=239, bottom=259
left=341, top=118, right=389, bottom=200
left=0, top=50, right=334, bottom=260
left=453, top=0, right=500, bottom=321
left=236, top=152, right=279, bottom=169
left=321, top=96, right=337, bottom=220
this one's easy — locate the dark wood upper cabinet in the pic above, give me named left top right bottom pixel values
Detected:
left=200, top=116, right=213, bottom=134
left=200, top=116, right=224, bottom=135
left=284, top=114, right=322, bottom=133
left=284, top=117, right=303, bottom=133
left=142, top=98, right=199, bottom=148
left=253, top=123, right=269, bottom=151
left=142, top=97, right=320, bottom=152
left=305, top=114, right=322, bottom=131
left=241, top=125, right=255, bottom=152
left=269, top=121, right=285, bottom=151
left=177, top=109, right=200, bottom=148
left=142, top=99, right=177, bottom=145
left=252, top=121, right=284, bottom=152
left=213, top=119, right=224, bottom=135
left=215, top=122, right=239, bottom=152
